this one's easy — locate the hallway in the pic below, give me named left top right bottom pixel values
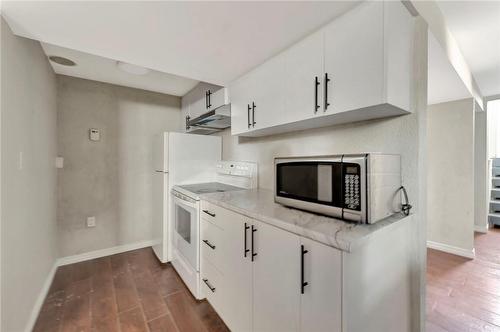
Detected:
left=427, top=228, right=500, bottom=331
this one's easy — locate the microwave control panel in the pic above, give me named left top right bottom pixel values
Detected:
left=343, top=163, right=361, bottom=211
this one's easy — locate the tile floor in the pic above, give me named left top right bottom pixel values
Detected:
left=33, top=247, right=229, bottom=332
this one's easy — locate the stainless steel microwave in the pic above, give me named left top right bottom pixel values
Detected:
left=274, top=154, right=401, bottom=224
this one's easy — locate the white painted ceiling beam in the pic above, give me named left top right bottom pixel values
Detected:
left=409, top=0, right=484, bottom=109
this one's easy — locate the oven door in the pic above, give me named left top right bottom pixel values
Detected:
left=172, top=192, right=199, bottom=271
left=274, top=157, right=343, bottom=217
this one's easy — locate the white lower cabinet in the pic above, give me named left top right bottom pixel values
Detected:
left=200, top=204, right=252, bottom=331
left=200, top=202, right=342, bottom=332
left=252, top=220, right=301, bottom=332
left=300, top=237, right=342, bottom=332
left=218, top=214, right=252, bottom=331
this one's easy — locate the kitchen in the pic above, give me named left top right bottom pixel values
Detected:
left=2, top=1, right=431, bottom=332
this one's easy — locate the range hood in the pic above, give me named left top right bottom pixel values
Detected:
left=186, top=104, right=231, bottom=135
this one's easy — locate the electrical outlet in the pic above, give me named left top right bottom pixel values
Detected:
left=87, top=216, right=96, bottom=227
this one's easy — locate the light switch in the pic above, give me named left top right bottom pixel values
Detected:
left=89, top=128, right=100, bottom=141
left=87, top=216, right=96, bottom=227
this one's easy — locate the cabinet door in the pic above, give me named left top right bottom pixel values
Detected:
left=221, top=216, right=253, bottom=332
left=229, top=73, right=255, bottom=135
left=300, top=237, right=342, bottom=332
left=251, top=54, right=286, bottom=130
left=284, top=30, right=325, bottom=123
left=253, top=220, right=300, bottom=332
left=180, top=92, right=191, bottom=132
left=189, top=83, right=222, bottom=119
left=324, top=1, right=384, bottom=114
left=209, top=87, right=229, bottom=111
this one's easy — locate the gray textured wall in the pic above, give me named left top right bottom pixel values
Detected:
left=57, top=76, right=181, bottom=257
left=218, top=114, right=418, bottom=203
left=1, top=18, right=58, bottom=331
left=427, top=98, right=475, bottom=252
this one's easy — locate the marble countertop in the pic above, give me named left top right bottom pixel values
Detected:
left=200, top=188, right=411, bottom=252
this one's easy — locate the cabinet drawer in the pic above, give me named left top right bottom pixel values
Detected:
left=201, top=218, right=223, bottom=270
left=201, top=200, right=242, bottom=231
left=201, top=258, right=226, bottom=318
left=201, top=201, right=218, bottom=224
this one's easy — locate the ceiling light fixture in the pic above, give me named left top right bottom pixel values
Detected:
left=116, top=61, right=150, bottom=75
left=48, top=56, right=76, bottom=66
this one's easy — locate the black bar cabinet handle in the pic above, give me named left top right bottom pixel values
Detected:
left=244, top=223, right=250, bottom=257
left=247, top=104, right=252, bottom=128
left=205, top=91, right=209, bottom=109
left=301, top=245, right=309, bottom=294
left=251, top=225, right=257, bottom=261
left=324, top=73, right=331, bottom=111
left=252, top=102, right=256, bottom=127
left=202, top=239, right=216, bottom=250
left=208, top=90, right=212, bottom=108
left=314, top=76, right=320, bottom=113
left=202, top=210, right=215, bottom=217
left=202, top=278, right=216, bottom=292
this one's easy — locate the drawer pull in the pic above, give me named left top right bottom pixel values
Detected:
left=244, top=223, right=250, bottom=257
left=314, top=76, right=320, bottom=113
left=202, top=239, right=216, bottom=250
left=301, top=245, right=309, bottom=294
left=324, top=72, right=331, bottom=111
left=203, top=210, right=216, bottom=217
left=251, top=225, right=257, bottom=261
left=202, top=278, right=216, bottom=292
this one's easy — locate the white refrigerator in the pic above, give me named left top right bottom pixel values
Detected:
left=152, top=132, right=221, bottom=263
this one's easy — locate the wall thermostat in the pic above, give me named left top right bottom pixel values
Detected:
left=89, top=128, right=100, bottom=141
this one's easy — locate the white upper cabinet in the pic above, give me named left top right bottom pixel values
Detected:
left=230, top=54, right=285, bottom=135
left=229, top=1, right=413, bottom=137
left=180, top=91, right=191, bottom=132
left=251, top=54, right=286, bottom=131
left=229, top=70, right=255, bottom=135
left=209, top=87, right=229, bottom=111
left=284, top=30, right=325, bottom=123
left=324, top=1, right=384, bottom=115
left=183, top=82, right=222, bottom=121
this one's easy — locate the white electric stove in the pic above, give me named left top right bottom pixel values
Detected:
left=170, top=161, right=257, bottom=299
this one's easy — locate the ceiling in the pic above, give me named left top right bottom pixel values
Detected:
left=41, top=42, right=198, bottom=96
left=428, top=31, right=471, bottom=105
left=1, top=1, right=360, bottom=88
left=437, top=1, right=500, bottom=97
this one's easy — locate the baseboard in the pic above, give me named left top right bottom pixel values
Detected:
left=427, top=240, right=476, bottom=259
left=25, top=261, right=58, bottom=332
left=57, top=240, right=155, bottom=266
left=474, top=224, right=489, bottom=234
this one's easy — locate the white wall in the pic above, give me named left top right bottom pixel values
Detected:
left=410, top=1, right=483, bottom=109
left=57, top=76, right=181, bottom=257
left=474, top=107, right=488, bottom=232
left=1, top=17, right=59, bottom=331
left=487, top=99, right=500, bottom=158
left=427, top=98, right=475, bottom=255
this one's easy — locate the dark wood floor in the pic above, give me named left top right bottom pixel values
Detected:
left=34, top=247, right=229, bottom=332
left=427, top=227, right=500, bottom=332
